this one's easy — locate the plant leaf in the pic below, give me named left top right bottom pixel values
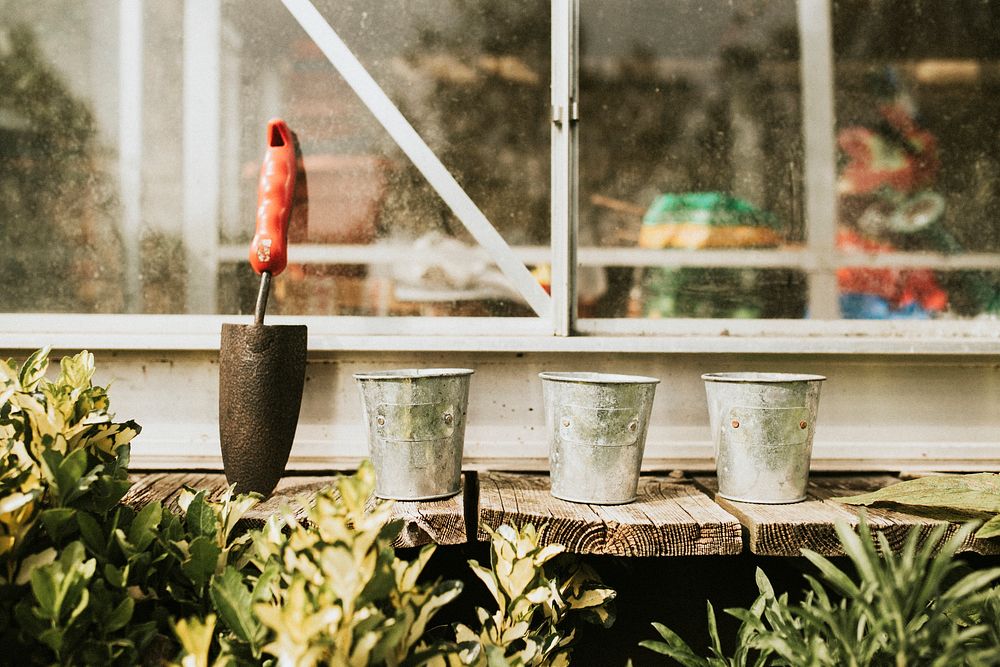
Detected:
left=127, top=501, right=162, bottom=552
left=185, top=491, right=220, bottom=540
left=181, top=536, right=222, bottom=589
left=210, top=566, right=260, bottom=647
left=18, top=346, right=50, bottom=390
left=835, top=474, right=1000, bottom=515
left=76, top=511, right=107, bottom=557
left=39, top=507, right=76, bottom=542
left=105, top=596, right=134, bottom=633
left=15, top=548, right=57, bottom=586
left=975, top=514, right=1000, bottom=539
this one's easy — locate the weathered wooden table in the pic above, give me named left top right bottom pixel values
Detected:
left=124, top=471, right=1000, bottom=556
left=123, top=472, right=467, bottom=548
left=694, top=473, right=1000, bottom=556
left=477, top=472, right=742, bottom=556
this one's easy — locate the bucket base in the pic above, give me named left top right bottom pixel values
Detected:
left=551, top=492, right=637, bottom=506
left=374, top=488, right=461, bottom=502
left=718, top=493, right=807, bottom=505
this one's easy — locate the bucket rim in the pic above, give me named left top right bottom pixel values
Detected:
left=539, top=371, right=660, bottom=385
left=701, top=371, right=826, bottom=383
left=353, top=368, right=474, bottom=381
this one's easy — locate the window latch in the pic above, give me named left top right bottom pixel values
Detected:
left=551, top=102, right=579, bottom=125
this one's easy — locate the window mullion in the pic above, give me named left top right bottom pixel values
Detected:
left=119, top=0, right=143, bottom=314
left=182, top=0, right=221, bottom=314
left=550, top=0, right=579, bottom=336
left=798, top=0, right=840, bottom=319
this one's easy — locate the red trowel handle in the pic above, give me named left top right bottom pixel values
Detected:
left=249, top=119, right=297, bottom=276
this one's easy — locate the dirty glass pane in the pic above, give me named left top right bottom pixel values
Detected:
left=579, top=0, right=807, bottom=319
left=832, top=0, right=1000, bottom=319
left=0, top=1, right=548, bottom=317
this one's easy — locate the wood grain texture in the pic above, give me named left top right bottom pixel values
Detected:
left=364, top=478, right=468, bottom=548
left=694, top=474, right=1000, bottom=556
left=123, top=473, right=466, bottom=548
left=477, top=473, right=742, bottom=556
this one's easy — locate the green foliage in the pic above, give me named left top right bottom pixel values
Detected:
left=225, top=460, right=463, bottom=666
left=642, top=518, right=1000, bottom=666
left=835, top=474, right=1000, bottom=539
left=3, top=349, right=618, bottom=666
left=0, top=348, right=260, bottom=665
left=431, top=523, right=616, bottom=667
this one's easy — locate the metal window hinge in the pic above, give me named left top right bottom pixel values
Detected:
left=551, top=102, right=579, bottom=125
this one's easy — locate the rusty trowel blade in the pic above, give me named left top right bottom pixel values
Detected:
left=219, top=323, right=307, bottom=497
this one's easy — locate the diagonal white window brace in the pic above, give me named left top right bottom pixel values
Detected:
left=281, top=0, right=553, bottom=320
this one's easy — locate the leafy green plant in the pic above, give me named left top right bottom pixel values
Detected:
left=2, top=348, right=618, bottom=666
left=0, top=348, right=264, bottom=664
left=643, top=518, right=1000, bottom=666
left=193, top=460, right=465, bottom=666
left=641, top=572, right=771, bottom=667
left=434, top=523, right=615, bottom=667
left=836, top=473, right=1000, bottom=539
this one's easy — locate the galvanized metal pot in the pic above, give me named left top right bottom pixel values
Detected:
left=354, top=368, right=473, bottom=501
left=540, top=372, right=659, bottom=505
left=703, top=372, right=825, bottom=504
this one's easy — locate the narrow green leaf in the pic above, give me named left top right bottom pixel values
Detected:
left=706, top=601, right=723, bottom=655
left=802, top=549, right=861, bottom=599
left=754, top=567, right=775, bottom=599
left=940, top=567, right=1000, bottom=605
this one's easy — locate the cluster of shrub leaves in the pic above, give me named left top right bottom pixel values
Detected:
left=642, top=519, right=1000, bottom=666
left=0, top=349, right=615, bottom=666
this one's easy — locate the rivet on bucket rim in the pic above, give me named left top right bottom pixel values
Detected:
left=561, top=417, right=571, bottom=427
left=799, top=420, right=808, bottom=429
left=731, top=419, right=740, bottom=428
left=443, top=413, right=453, bottom=425
left=376, top=415, right=385, bottom=426
left=539, top=371, right=660, bottom=384
left=701, top=372, right=826, bottom=383
left=627, top=420, right=638, bottom=433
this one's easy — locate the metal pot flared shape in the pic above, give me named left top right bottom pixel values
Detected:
left=703, top=372, right=825, bottom=504
left=219, top=323, right=307, bottom=497
left=355, top=368, right=472, bottom=501
left=540, top=372, right=659, bottom=505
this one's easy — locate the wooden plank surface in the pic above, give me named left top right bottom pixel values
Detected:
left=477, top=473, right=742, bottom=556
left=122, top=473, right=466, bottom=548
left=363, top=478, right=468, bottom=548
left=694, top=474, right=1000, bottom=556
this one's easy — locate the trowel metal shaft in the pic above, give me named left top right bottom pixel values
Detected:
left=254, top=271, right=272, bottom=325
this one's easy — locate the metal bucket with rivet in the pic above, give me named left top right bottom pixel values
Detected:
left=702, top=372, right=826, bottom=504
left=354, top=368, right=473, bottom=500
left=540, top=372, right=659, bottom=505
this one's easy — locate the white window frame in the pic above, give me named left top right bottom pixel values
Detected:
left=1, top=0, right=997, bottom=473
